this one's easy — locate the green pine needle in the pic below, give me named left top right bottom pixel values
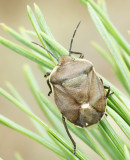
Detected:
left=0, top=1, right=129, bottom=159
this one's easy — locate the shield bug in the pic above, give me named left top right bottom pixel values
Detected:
left=32, top=22, right=114, bottom=155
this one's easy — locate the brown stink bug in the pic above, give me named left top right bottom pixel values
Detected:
left=32, top=22, right=114, bottom=155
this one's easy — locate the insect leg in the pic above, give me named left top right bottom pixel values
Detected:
left=44, top=72, right=51, bottom=78
left=104, top=85, right=114, bottom=98
left=70, top=51, right=84, bottom=58
left=47, top=79, right=52, bottom=96
left=62, top=115, right=76, bottom=155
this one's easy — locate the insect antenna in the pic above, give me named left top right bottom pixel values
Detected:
left=69, top=21, right=81, bottom=56
left=32, top=42, right=58, bottom=61
left=62, top=115, right=76, bottom=155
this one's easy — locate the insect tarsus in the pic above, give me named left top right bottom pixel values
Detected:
left=104, top=85, right=114, bottom=98
left=47, top=79, right=52, bottom=96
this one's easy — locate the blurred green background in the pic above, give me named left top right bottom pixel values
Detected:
left=0, top=0, right=129, bottom=159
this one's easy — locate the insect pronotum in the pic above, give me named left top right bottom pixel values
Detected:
left=32, top=22, right=114, bottom=155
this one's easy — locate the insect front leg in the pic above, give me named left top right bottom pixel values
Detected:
left=70, top=51, right=84, bottom=59
left=62, top=115, right=76, bottom=155
left=104, top=85, right=114, bottom=98
left=47, top=79, right=52, bottom=96
left=44, top=72, right=52, bottom=96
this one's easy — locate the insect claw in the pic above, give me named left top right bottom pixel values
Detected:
left=48, top=90, right=52, bottom=96
left=79, top=54, right=84, bottom=59
left=105, top=113, right=108, bottom=117
left=44, top=75, right=47, bottom=78
left=44, top=72, right=51, bottom=78
left=73, top=146, right=76, bottom=155
left=104, top=85, right=114, bottom=98
left=48, top=91, right=52, bottom=96
left=70, top=51, right=84, bottom=59
left=109, top=92, right=114, bottom=96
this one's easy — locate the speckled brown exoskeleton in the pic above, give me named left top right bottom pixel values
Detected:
left=32, top=22, right=114, bottom=155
